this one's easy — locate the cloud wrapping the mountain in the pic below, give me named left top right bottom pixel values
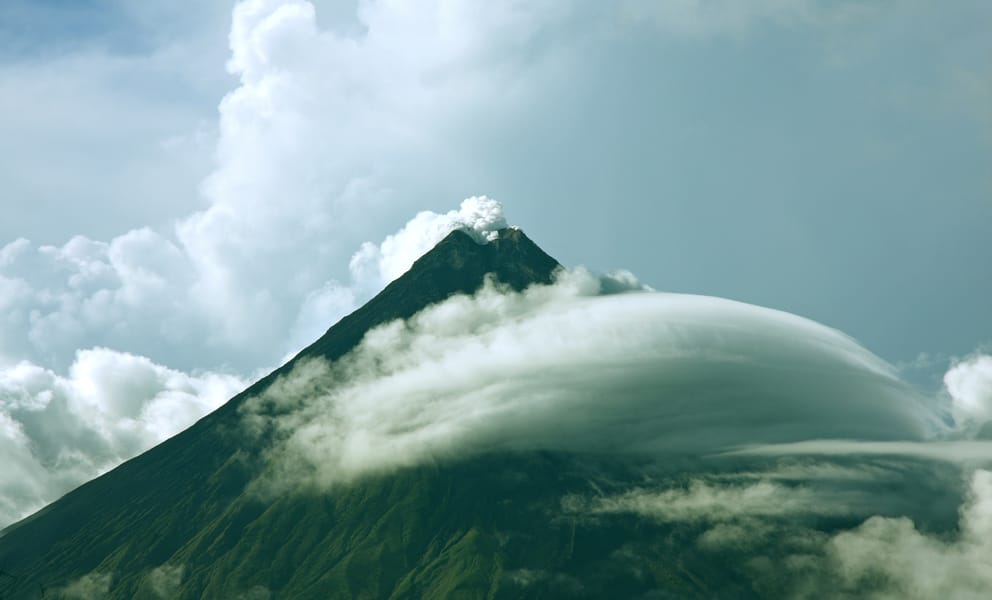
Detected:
left=246, top=271, right=937, bottom=494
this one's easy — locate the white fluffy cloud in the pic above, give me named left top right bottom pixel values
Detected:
left=945, top=354, right=992, bottom=433
left=0, top=229, right=192, bottom=372
left=0, top=0, right=568, bottom=375
left=173, top=0, right=569, bottom=365
left=0, top=348, right=244, bottom=527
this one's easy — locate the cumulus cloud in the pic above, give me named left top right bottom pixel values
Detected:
left=172, top=0, right=571, bottom=366
left=0, top=229, right=192, bottom=373
left=0, top=0, right=575, bottom=377
left=0, top=349, right=244, bottom=527
left=244, top=270, right=936, bottom=494
left=945, top=354, right=992, bottom=435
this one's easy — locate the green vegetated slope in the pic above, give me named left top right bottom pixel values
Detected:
left=5, top=445, right=784, bottom=599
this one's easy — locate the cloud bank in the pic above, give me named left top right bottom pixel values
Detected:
left=245, top=270, right=938, bottom=493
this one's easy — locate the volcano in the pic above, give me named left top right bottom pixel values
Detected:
left=0, top=228, right=952, bottom=599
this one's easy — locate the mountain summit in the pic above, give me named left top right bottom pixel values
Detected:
left=300, top=227, right=560, bottom=369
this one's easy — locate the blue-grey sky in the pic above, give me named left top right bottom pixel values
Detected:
left=0, top=0, right=989, bottom=524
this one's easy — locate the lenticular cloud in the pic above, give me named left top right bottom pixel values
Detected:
left=247, top=270, right=938, bottom=492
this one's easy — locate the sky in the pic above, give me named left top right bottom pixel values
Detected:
left=0, top=0, right=989, bottom=528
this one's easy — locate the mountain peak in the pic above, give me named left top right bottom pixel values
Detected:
left=406, top=226, right=559, bottom=292
left=301, top=226, right=560, bottom=364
